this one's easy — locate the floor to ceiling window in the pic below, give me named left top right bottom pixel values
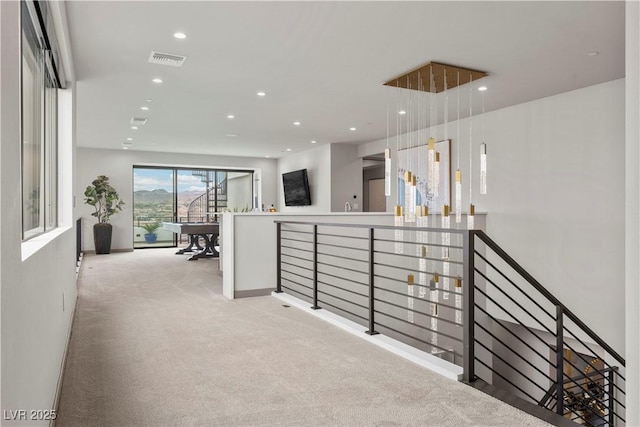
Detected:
left=133, top=166, right=254, bottom=249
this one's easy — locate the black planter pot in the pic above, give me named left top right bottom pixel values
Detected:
left=93, top=223, right=113, bottom=254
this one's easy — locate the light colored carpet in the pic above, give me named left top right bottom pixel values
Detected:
left=56, top=248, right=550, bottom=426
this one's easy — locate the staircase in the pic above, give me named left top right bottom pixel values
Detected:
left=187, top=170, right=227, bottom=222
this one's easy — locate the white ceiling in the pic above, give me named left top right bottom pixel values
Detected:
left=65, top=1, right=625, bottom=159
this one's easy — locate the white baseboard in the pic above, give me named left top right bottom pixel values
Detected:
left=271, top=292, right=463, bottom=381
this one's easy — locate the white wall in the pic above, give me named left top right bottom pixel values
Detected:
left=625, top=1, right=640, bottom=423
left=277, top=144, right=331, bottom=212
left=76, top=147, right=278, bottom=251
left=1, top=2, right=78, bottom=423
left=330, top=144, right=363, bottom=212
left=359, top=80, right=626, bottom=354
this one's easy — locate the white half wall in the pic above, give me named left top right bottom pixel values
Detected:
left=1, top=2, right=78, bottom=423
left=76, top=147, right=278, bottom=251
left=359, top=80, right=626, bottom=354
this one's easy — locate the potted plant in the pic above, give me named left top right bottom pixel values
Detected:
left=84, top=175, right=125, bottom=254
left=141, top=222, right=160, bottom=243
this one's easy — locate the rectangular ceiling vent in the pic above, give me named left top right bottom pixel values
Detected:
left=122, top=141, right=133, bottom=146
left=148, top=51, right=187, bottom=67
left=130, top=117, right=148, bottom=125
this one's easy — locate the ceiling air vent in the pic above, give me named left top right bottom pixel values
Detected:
left=130, top=117, right=148, bottom=126
left=148, top=51, right=187, bottom=67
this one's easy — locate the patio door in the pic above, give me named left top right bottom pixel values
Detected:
left=133, top=167, right=177, bottom=248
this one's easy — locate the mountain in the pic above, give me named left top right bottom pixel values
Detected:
left=133, top=189, right=173, bottom=203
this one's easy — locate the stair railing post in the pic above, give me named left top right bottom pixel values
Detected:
left=463, top=230, right=476, bottom=382
left=608, top=367, right=616, bottom=426
left=275, top=222, right=283, bottom=293
left=555, top=305, right=564, bottom=416
left=311, top=225, right=320, bottom=309
left=366, top=227, right=379, bottom=335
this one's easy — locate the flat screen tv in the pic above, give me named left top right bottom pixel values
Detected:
left=282, top=169, right=311, bottom=206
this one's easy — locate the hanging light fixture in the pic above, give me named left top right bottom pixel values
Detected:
left=417, top=206, right=428, bottom=299
left=455, top=169, right=462, bottom=224
left=384, top=148, right=391, bottom=197
left=407, top=274, right=415, bottom=323
left=433, top=152, right=440, bottom=197
left=455, top=277, right=463, bottom=325
left=430, top=272, right=440, bottom=352
left=468, top=203, right=475, bottom=229
left=441, top=205, right=450, bottom=301
left=480, top=84, right=487, bottom=195
left=394, top=205, right=403, bottom=254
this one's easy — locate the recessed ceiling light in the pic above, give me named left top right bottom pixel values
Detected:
left=588, top=51, right=599, bottom=57
left=256, top=91, right=266, bottom=97
left=173, top=32, right=187, bottom=39
left=131, top=126, right=138, bottom=130
left=286, top=148, right=292, bottom=152
left=478, top=86, right=488, bottom=92
left=126, top=137, right=133, bottom=141
left=225, top=134, right=238, bottom=137
left=350, top=127, right=357, bottom=131
left=152, top=78, right=163, bottom=84
left=227, top=114, right=235, bottom=119
left=145, top=99, right=153, bottom=103
left=265, top=155, right=270, bottom=158
left=293, top=122, right=301, bottom=126
left=123, top=146, right=128, bottom=150
left=140, top=106, right=149, bottom=111
left=311, top=140, right=317, bottom=144
left=398, top=110, right=406, bottom=115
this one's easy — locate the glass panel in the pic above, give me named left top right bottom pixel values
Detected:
left=226, top=171, right=253, bottom=213
left=44, top=69, right=57, bottom=229
left=21, top=3, right=44, bottom=238
left=133, top=167, right=176, bottom=248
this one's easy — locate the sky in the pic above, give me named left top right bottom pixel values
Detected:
left=133, top=168, right=207, bottom=193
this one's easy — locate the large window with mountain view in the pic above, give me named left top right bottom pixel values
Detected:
left=133, top=167, right=254, bottom=249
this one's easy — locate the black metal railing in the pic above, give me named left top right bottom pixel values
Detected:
left=274, top=220, right=625, bottom=426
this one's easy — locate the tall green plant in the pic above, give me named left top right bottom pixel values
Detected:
left=84, top=175, right=125, bottom=223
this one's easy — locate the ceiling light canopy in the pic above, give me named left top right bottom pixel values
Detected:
left=478, top=86, right=488, bottom=91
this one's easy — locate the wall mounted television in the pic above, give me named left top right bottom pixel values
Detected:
left=282, top=169, right=311, bottom=206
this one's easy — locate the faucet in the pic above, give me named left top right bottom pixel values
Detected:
left=344, top=201, right=352, bottom=212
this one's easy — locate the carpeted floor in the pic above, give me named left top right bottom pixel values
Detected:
left=56, top=248, right=550, bottom=426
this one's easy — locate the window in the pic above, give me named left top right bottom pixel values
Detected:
left=21, top=1, right=60, bottom=239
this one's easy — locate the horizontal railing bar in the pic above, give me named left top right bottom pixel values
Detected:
left=281, top=236, right=313, bottom=245
left=281, top=254, right=313, bottom=265
left=374, top=270, right=463, bottom=287
left=316, top=250, right=368, bottom=265
left=375, top=322, right=460, bottom=356
left=281, top=275, right=313, bottom=290
left=474, top=305, right=554, bottom=365
left=317, top=261, right=368, bottom=277
left=280, top=284, right=311, bottom=300
left=317, top=270, right=369, bottom=288
left=474, top=287, right=556, bottom=352
left=374, top=298, right=461, bottom=327
left=474, top=357, right=541, bottom=404
left=275, top=219, right=468, bottom=235
left=474, top=230, right=625, bottom=366
left=281, top=244, right=313, bottom=254
left=374, top=284, right=461, bottom=311
left=374, top=238, right=464, bottom=251
left=476, top=268, right=556, bottom=336
left=318, top=290, right=369, bottom=312
left=474, top=339, right=551, bottom=396
left=374, top=251, right=464, bottom=266
left=374, top=310, right=463, bottom=343
left=318, top=232, right=368, bottom=241
left=281, top=228, right=313, bottom=235
left=280, top=262, right=312, bottom=276
left=281, top=260, right=312, bottom=272
left=318, top=241, right=369, bottom=252
left=317, top=280, right=369, bottom=299
left=474, top=250, right=555, bottom=322
left=318, top=300, right=368, bottom=322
